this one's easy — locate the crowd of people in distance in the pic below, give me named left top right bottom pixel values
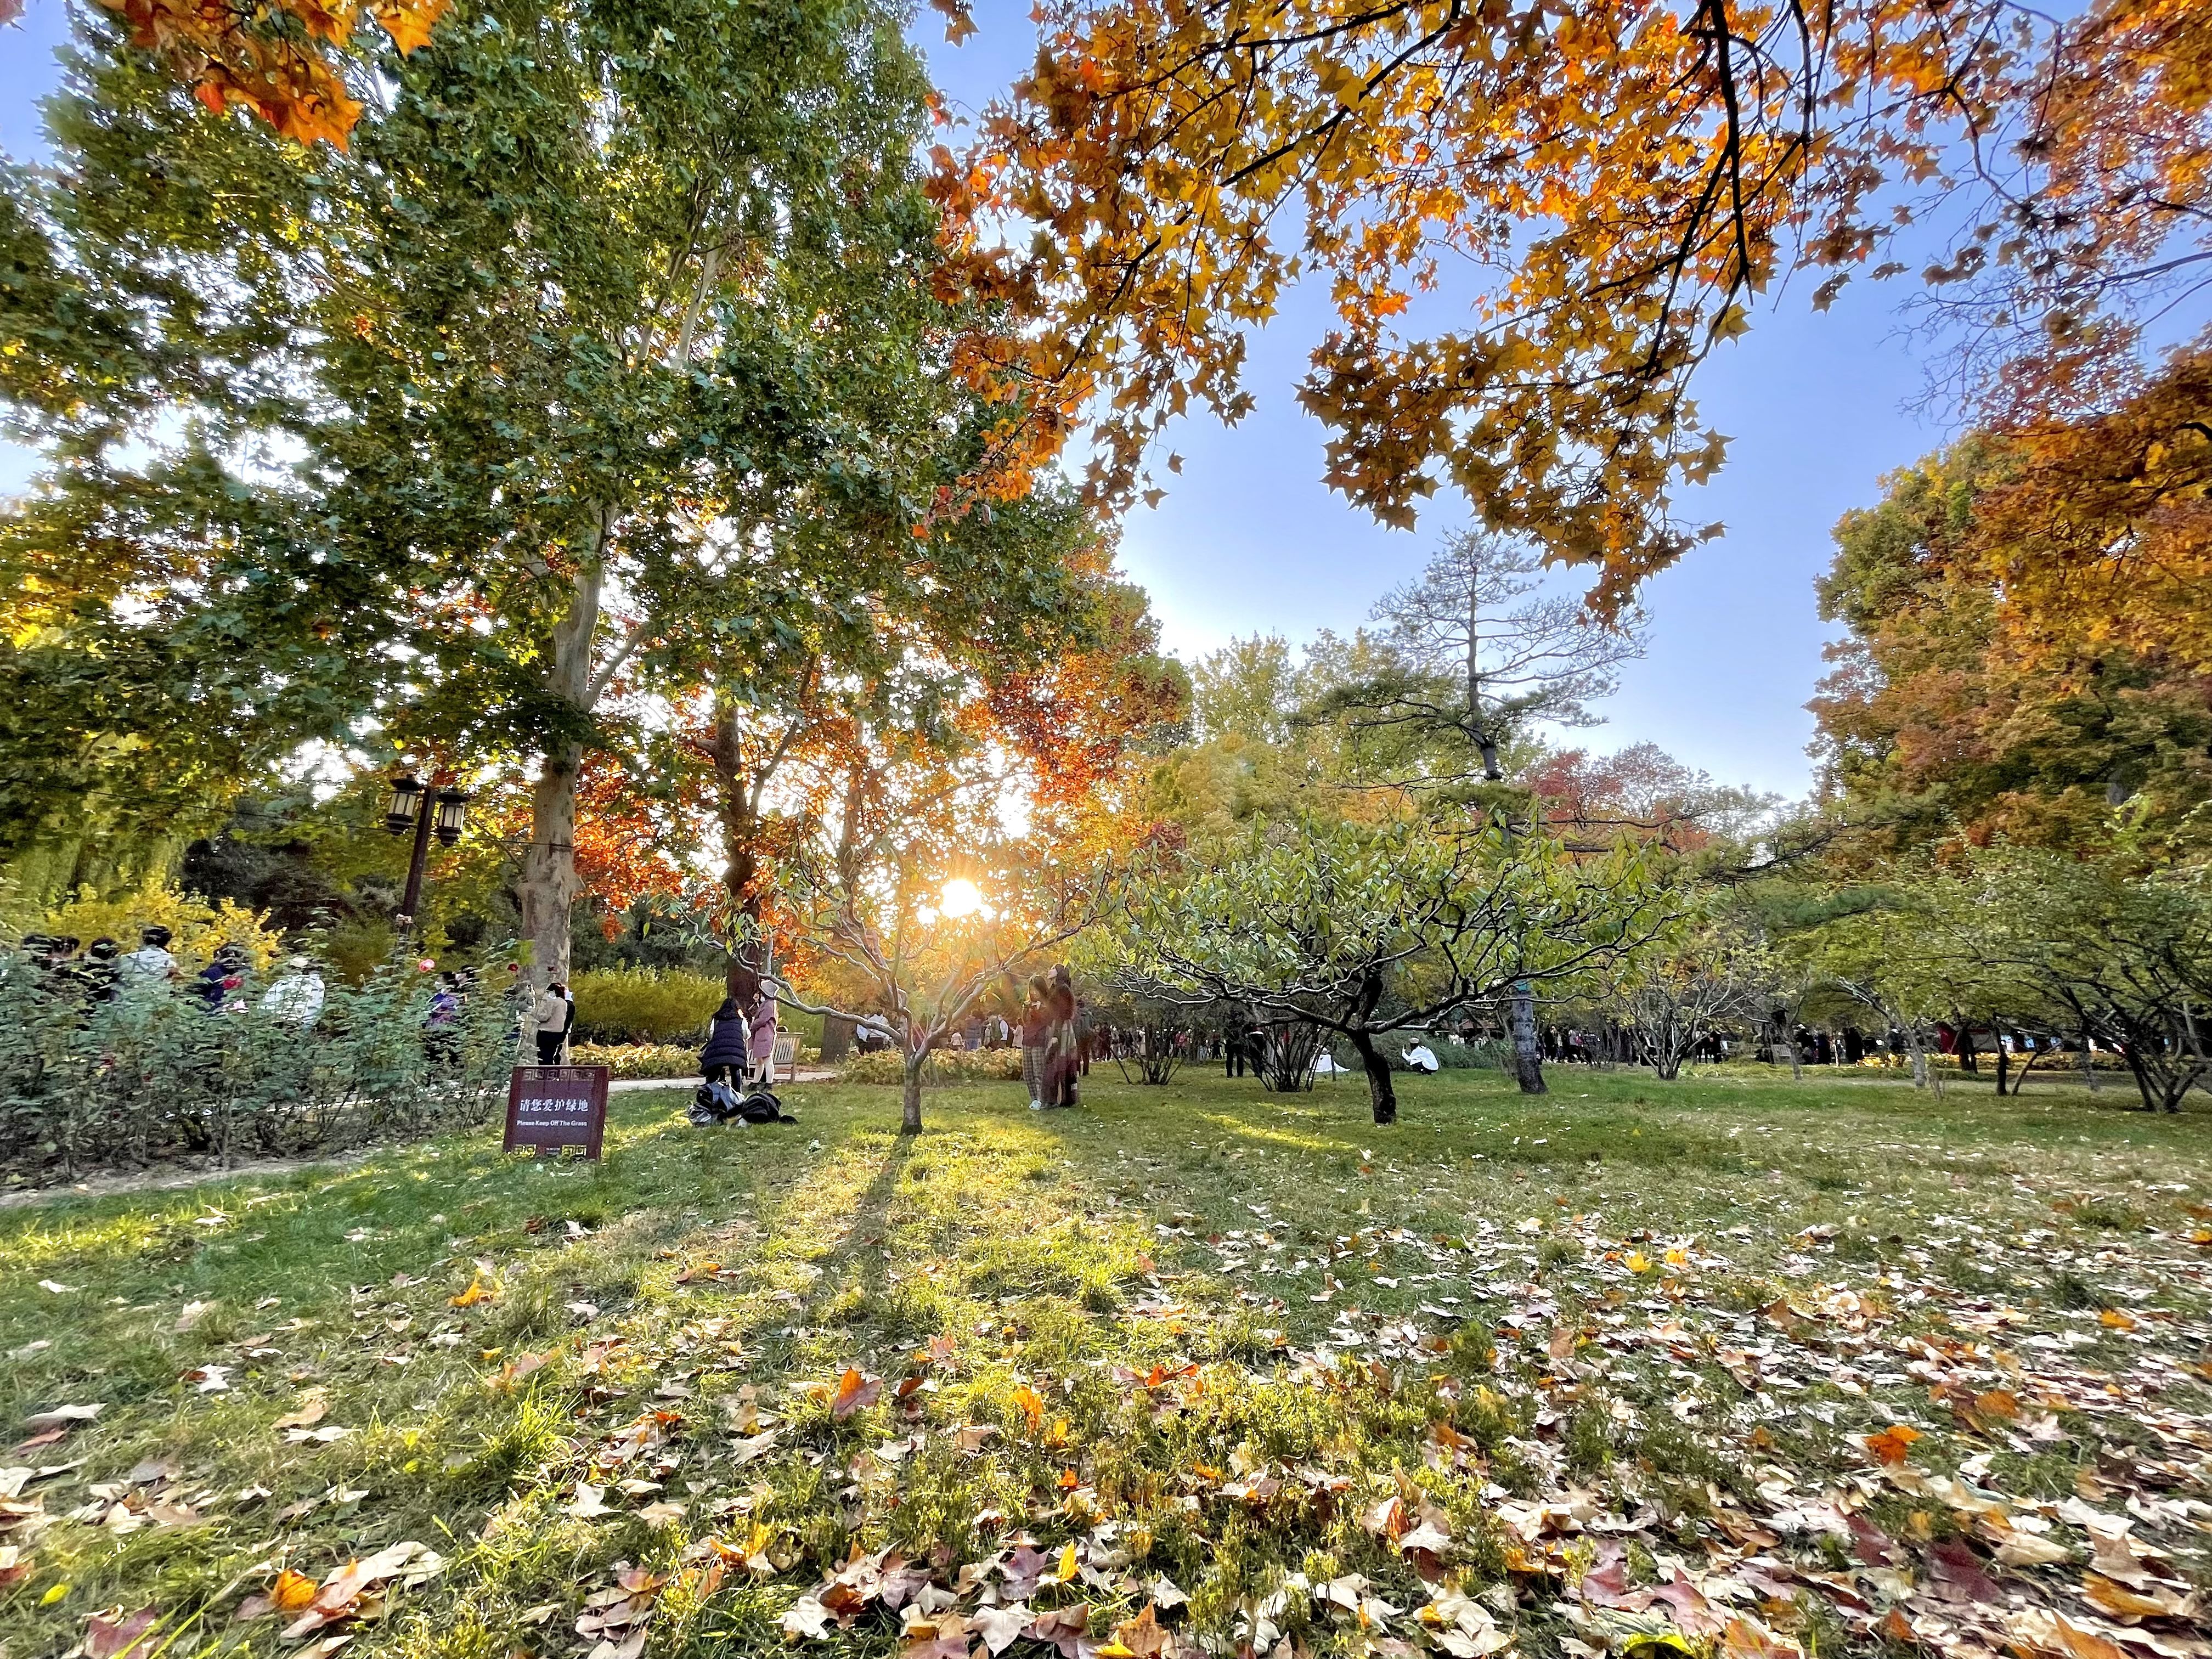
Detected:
left=9, top=926, right=516, bottom=1069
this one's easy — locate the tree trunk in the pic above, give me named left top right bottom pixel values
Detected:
left=1348, top=1029, right=1397, bottom=1125
left=708, top=692, right=770, bottom=1002
left=2079, top=1037, right=2101, bottom=1092
left=1781, top=1015, right=1803, bottom=1081
left=1904, top=1025, right=1929, bottom=1090
left=1509, top=982, right=1546, bottom=1094
left=518, top=742, right=584, bottom=991
left=901, top=1052, right=924, bottom=1134
left=1995, top=1041, right=2010, bottom=1095
left=517, top=547, right=605, bottom=992
left=1955, top=1021, right=1978, bottom=1074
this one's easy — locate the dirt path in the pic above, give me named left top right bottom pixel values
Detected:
left=0, top=1148, right=374, bottom=1210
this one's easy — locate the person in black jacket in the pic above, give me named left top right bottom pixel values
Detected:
left=698, top=998, right=753, bottom=1087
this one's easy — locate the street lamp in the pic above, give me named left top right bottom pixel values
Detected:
left=383, top=771, right=469, bottom=930
left=433, top=786, right=471, bottom=847
left=383, top=774, right=426, bottom=834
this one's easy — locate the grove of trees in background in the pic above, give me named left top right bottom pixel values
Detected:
left=2, top=0, right=2208, bottom=1139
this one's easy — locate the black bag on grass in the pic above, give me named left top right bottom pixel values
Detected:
left=689, top=1080, right=795, bottom=1126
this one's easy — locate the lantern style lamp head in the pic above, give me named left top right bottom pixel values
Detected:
left=383, top=774, right=425, bottom=835
left=433, top=787, right=470, bottom=847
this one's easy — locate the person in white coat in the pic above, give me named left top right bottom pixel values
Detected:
left=258, top=955, right=326, bottom=1027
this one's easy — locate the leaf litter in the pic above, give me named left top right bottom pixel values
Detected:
left=0, top=1082, right=2206, bottom=1658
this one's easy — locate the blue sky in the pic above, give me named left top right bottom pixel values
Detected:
left=2, top=1, right=1957, bottom=798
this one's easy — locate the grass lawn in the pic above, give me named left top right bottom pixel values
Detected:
left=1, top=1066, right=2207, bottom=1659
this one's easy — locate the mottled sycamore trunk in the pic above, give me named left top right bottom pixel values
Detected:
left=517, top=551, right=604, bottom=992
left=708, top=697, right=765, bottom=1003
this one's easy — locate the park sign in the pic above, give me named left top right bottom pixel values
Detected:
left=504, top=1065, right=610, bottom=1159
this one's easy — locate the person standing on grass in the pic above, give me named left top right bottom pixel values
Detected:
left=533, top=979, right=574, bottom=1064
left=1021, top=975, right=1049, bottom=1108
left=743, top=985, right=778, bottom=1087
left=699, top=996, right=752, bottom=1088
left=1040, top=964, right=1080, bottom=1109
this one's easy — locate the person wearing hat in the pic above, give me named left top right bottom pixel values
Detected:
left=258, top=953, right=326, bottom=1028
left=121, top=924, right=177, bottom=985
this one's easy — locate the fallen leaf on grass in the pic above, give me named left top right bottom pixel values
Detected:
left=903, top=1611, right=976, bottom=1659
left=2081, top=1574, right=2196, bottom=1622
left=1103, top=1602, right=1177, bottom=1658
left=2010, top=1607, right=2134, bottom=1659
left=782, top=1595, right=834, bottom=1639
left=236, top=1568, right=321, bottom=1621
left=272, top=1400, right=326, bottom=1432
left=831, top=1369, right=882, bottom=1420
left=491, top=1350, right=550, bottom=1389
left=972, top=1604, right=1030, bottom=1654
left=84, top=1607, right=158, bottom=1658
left=730, top=1428, right=781, bottom=1465
left=280, top=1542, right=443, bottom=1638
left=37, top=1280, right=77, bottom=1296
left=23, top=1405, right=103, bottom=1429
left=1026, top=1605, right=1090, bottom=1659
left=1864, top=1424, right=1920, bottom=1465
left=565, top=1483, right=612, bottom=1519
left=449, top=1278, right=498, bottom=1308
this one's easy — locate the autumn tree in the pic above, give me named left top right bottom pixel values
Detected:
left=1526, top=744, right=1774, bottom=859
left=1113, top=814, right=1676, bottom=1125
left=4, top=2, right=1076, bottom=983
left=768, top=695, right=1120, bottom=1136
left=1812, top=358, right=2212, bottom=861
left=934, top=0, right=2212, bottom=607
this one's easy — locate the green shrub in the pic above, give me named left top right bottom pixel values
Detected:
left=0, top=945, right=526, bottom=1181
left=569, top=1041, right=699, bottom=1080
left=842, top=1046, right=1025, bottom=1085
left=568, top=967, right=724, bottom=1045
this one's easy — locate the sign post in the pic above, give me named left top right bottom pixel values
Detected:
left=504, top=1065, right=610, bottom=1160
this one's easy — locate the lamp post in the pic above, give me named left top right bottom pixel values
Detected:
left=383, top=774, right=470, bottom=932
